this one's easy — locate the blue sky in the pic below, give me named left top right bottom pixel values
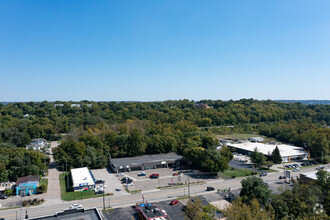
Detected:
left=0, top=0, right=329, bottom=101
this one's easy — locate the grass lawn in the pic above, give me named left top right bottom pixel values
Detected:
left=219, top=168, right=258, bottom=178
left=215, top=133, right=275, bottom=142
left=59, top=173, right=104, bottom=201
left=257, top=168, right=277, bottom=173
left=40, top=178, right=48, bottom=193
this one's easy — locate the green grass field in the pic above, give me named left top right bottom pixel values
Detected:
left=219, top=168, right=259, bottom=178
left=257, top=168, right=277, bottom=173
left=215, top=133, right=276, bottom=142
left=59, top=173, right=103, bottom=201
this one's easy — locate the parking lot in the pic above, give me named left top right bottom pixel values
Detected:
left=91, top=168, right=128, bottom=196
left=103, top=200, right=186, bottom=220
left=123, top=167, right=210, bottom=192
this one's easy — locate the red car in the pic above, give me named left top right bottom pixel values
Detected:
left=150, top=174, right=159, bottom=179
left=170, top=200, right=179, bottom=205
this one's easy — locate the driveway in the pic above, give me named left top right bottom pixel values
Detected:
left=41, top=141, right=62, bottom=205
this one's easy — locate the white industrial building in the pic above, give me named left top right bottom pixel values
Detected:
left=300, top=169, right=329, bottom=184
left=227, top=142, right=310, bottom=162
left=71, top=167, right=95, bottom=191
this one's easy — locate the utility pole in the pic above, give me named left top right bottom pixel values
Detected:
left=322, top=151, right=324, bottom=164
left=20, top=196, right=22, bottom=220
left=102, top=187, right=105, bottom=210
left=187, top=176, right=190, bottom=197
left=65, top=160, right=69, bottom=189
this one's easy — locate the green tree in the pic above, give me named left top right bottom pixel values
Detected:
left=263, top=161, right=273, bottom=170
left=240, top=176, right=272, bottom=206
left=185, top=197, right=204, bottom=220
left=223, top=198, right=274, bottom=220
left=251, top=148, right=266, bottom=168
left=271, top=146, right=282, bottom=164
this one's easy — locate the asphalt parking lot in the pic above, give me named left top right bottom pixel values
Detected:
left=103, top=200, right=186, bottom=220
left=123, top=167, right=215, bottom=192
left=91, top=168, right=128, bottom=195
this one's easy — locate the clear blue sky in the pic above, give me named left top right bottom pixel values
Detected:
left=1, top=0, right=329, bottom=101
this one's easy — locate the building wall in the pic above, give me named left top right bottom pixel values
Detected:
left=16, top=181, right=39, bottom=195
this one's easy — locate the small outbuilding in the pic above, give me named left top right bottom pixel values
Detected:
left=15, top=176, right=39, bottom=196
left=71, top=167, right=95, bottom=191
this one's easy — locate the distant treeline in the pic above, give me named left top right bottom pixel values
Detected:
left=0, top=99, right=329, bottom=171
left=275, top=100, right=330, bottom=105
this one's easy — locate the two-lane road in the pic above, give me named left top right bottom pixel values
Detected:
left=0, top=166, right=323, bottom=220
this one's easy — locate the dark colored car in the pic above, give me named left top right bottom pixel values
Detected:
left=150, top=174, right=159, bottom=179
left=0, top=194, right=8, bottom=199
left=279, top=176, right=285, bottom=179
left=206, top=186, right=215, bottom=191
left=121, top=178, right=132, bottom=183
left=260, top=173, right=267, bottom=177
left=170, top=200, right=179, bottom=205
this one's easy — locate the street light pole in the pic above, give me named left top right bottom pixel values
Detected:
left=103, top=185, right=105, bottom=210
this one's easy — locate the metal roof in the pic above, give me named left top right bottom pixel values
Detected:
left=110, top=153, right=183, bottom=168
left=16, top=175, right=39, bottom=185
left=71, top=167, right=95, bottom=187
left=28, top=208, right=103, bottom=220
left=227, top=142, right=308, bottom=157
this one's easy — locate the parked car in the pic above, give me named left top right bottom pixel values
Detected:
left=316, top=166, right=325, bottom=170
left=173, top=172, right=179, bottom=176
left=279, top=176, right=285, bottom=179
left=124, top=183, right=133, bottom=187
left=121, top=178, right=133, bottom=183
left=206, top=186, right=215, bottom=191
left=170, top=200, right=179, bottom=205
left=162, top=210, right=167, bottom=216
left=137, top=172, right=146, bottom=176
left=150, top=173, right=159, bottom=179
left=115, top=188, right=121, bottom=191
left=293, top=168, right=300, bottom=172
left=260, top=173, right=267, bottom=177
left=70, top=203, right=82, bottom=209
left=0, top=194, right=8, bottom=199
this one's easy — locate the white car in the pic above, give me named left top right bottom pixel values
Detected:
left=162, top=210, right=167, bottom=216
left=70, top=203, right=82, bottom=209
left=124, top=183, right=133, bottom=187
left=293, top=168, right=300, bottom=172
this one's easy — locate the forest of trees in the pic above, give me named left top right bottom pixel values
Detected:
left=224, top=170, right=330, bottom=219
left=0, top=99, right=329, bottom=177
left=0, top=147, right=49, bottom=182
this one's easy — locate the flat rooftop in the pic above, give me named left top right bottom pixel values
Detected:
left=29, top=208, right=102, bottom=220
left=227, top=142, right=308, bottom=157
left=301, top=169, right=330, bottom=180
left=71, top=167, right=94, bottom=187
left=110, top=152, right=183, bottom=168
left=136, top=203, right=166, bottom=219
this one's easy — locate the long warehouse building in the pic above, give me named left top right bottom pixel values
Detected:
left=227, top=142, right=309, bottom=162
left=109, top=152, right=184, bottom=173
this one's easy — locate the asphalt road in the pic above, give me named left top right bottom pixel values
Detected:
left=0, top=166, right=323, bottom=220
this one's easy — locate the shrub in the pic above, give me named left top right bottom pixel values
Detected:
left=4, top=189, right=13, bottom=196
left=37, top=184, right=46, bottom=194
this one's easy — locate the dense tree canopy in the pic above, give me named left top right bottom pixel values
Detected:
left=227, top=172, right=330, bottom=219
left=0, top=147, right=49, bottom=182
left=0, top=99, right=329, bottom=173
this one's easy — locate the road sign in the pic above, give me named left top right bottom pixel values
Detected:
left=285, top=171, right=290, bottom=184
